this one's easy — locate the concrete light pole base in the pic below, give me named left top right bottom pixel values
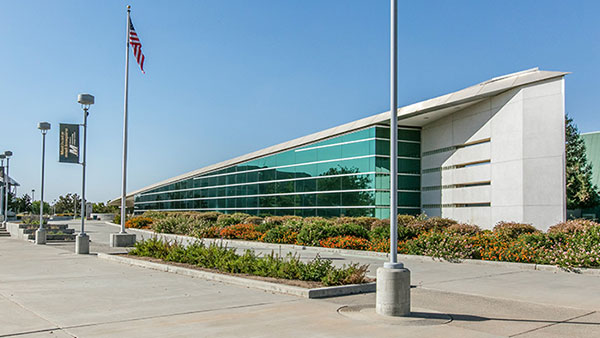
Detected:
left=376, top=267, right=411, bottom=316
left=35, top=229, right=47, bottom=245
left=75, top=234, right=89, bottom=254
left=110, top=233, right=136, bottom=247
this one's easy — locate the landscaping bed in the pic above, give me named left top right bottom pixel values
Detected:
left=127, top=238, right=372, bottom=287
left=120, top=212, right=600, bottom=270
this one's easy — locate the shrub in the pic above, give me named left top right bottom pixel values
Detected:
left=297, top=222, right=338, bottom=246
left=446, top=223, right=481, bottom=235
left=194, top=211, right=222, bottom=224
left=334, top=217, right=378, bottom=230
left=126, top=216, right=153, bottom=229
left=336, top=223, right=370, bottom=239
left=320, top=236, right=370, bottom=250
left=303, top=217, right=327, bottom=224
left=548, top=219, right=599, bottom=234
left=244, top=216, right=264, bottom=225
left=493, top=222, right=538, bottom=238
left=403, top=232, right=477, bottom=260
left=152, top=216, right=193, bottom=234
left=130, top=239, right=368, bottom=286
left=263, top=215, right=302, bottom=225
left=220, top=223, right=263, bottom=240
left=397, top=214, right=416, bottom=227
left=260, top=225, right=298, bottom=244
left=217, top=213, right=250, bottom=226
left=370, top=218, right=389, bottom=230
left=408, top=217, right=457, bottom=233
left=141, top=211, right=169, bottom=221
left=192, top=225, right=222, bottom=239
left=368, top=224, right=418, bottom=242
left=113, top=213, right=121, bottom=225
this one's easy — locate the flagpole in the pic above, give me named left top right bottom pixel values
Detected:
left=120, top=5, right=131, bottom=234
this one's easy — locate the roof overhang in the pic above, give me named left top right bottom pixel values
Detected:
left=110, top=67, right=568, bottom=206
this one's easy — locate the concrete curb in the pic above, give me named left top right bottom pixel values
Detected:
left=97, top=252, right=375, bottom=299
left=104, top=222, right=600, bottom=277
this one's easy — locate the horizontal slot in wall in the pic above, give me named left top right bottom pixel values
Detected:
left=422, top=203, right=491, bottom=208
left=421, top=138, right=491, bottom=157
left=422, top=160, right=491, bottom=174
left=422, top=181, right=491, bottom=191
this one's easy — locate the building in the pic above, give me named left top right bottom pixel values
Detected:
left=580, top=131, right=600, bottom=218
left=113, top=68, right=567, bottom=230
left=582, top=131, right=600, bottom=190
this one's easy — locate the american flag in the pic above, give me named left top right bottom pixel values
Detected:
left=129, top=20, right=145, bottom=73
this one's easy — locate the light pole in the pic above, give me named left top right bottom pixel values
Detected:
left=0, top=154, right=5, bottom=224
left=31, top=189, right=35, bottom=207
left=376, top=0, right=411, bottom=317
left=3, top=151, right=12, bottom=227
left=35, top=122, right=51, bottom=245
left=75, top=93, right=94, bottom=255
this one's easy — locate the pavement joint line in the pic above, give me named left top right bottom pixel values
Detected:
left=417, top=286, right=598, bottom=312
left=508, top=310, right=598, bottom=337
left=0, top=327, right=65, bottom=338
left=417, top=270, right=525, bottom=286
left=0, top=292, right=68, bottom=338
left=42, top=299, right=301, bottom=334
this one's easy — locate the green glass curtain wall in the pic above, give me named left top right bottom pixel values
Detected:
left=134, top=125, right=421, bottom=218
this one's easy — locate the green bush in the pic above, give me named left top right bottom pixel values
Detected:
left=408, top=217, right=457, bottom=233
left=129, top=239, right=369, bottom=286
left=244, top=216, right=264, bottom=225
left=493, top=221, right=538, bottom=239
left=334, top=217, right=378, bottom=230
left=296, top=222, right=369, bottom=246
left=152, top=216, right=194, bottom=234
left=142, top=211, right=169, bottom=221
left=216, top=213, right=250, bottom=226
left=368, top=224, right=419, bottom=242
left=261, top=225, right=298, bottom=244
left=446, top=223, right=481, bottom=235
left=548, top=219, right=599, bottom=234
left=296, top=222, right=337, bottom=246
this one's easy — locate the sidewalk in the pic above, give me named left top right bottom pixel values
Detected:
left=1, top=227, right=599, bottom=337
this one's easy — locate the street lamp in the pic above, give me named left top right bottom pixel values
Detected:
left=0, top=154, right=5, bottom=224
left=75, top=93, right=94, bottom=254
left=35, top=122, right=51, bottom=245
left=3, top=151, right=12, bottom=227
left=31, top=189, right=35, bottom=205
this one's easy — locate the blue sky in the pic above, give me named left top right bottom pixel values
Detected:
left=0, top=0, right=599, bottom=203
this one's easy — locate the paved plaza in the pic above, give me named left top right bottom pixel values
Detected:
left=0, top=221, right=599, bottom=337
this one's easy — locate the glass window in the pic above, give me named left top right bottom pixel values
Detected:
left=342, top=191, right=375, bottom=206
left=317, top=192, right=341, bottom=206
left=341, top=139, right=372, bottom=158
left=317, top=176, right=341, bottom=191
left=341, top=174, right=374, bottom=190
left=295, top=148, right=317, bottom=164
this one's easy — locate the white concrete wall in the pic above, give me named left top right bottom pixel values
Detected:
left=420, top=77, right=566, bottom=230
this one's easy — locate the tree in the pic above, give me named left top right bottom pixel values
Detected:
left=15, top=194, right=32, bottom=213
left=92, top=202, right=118, bottom=213
left=566, top=114, right=599, bottom=209
left=31, top=201, right=51, bottom=215
left=53, top=193, right=82, bottom=214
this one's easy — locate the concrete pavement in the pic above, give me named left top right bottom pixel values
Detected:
left=1, top=223, right=599, bottom=337
left=62, top=219, right=600, bottom=310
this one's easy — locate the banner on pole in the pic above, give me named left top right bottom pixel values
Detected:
left=59, top=123, right=80, bottom=164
